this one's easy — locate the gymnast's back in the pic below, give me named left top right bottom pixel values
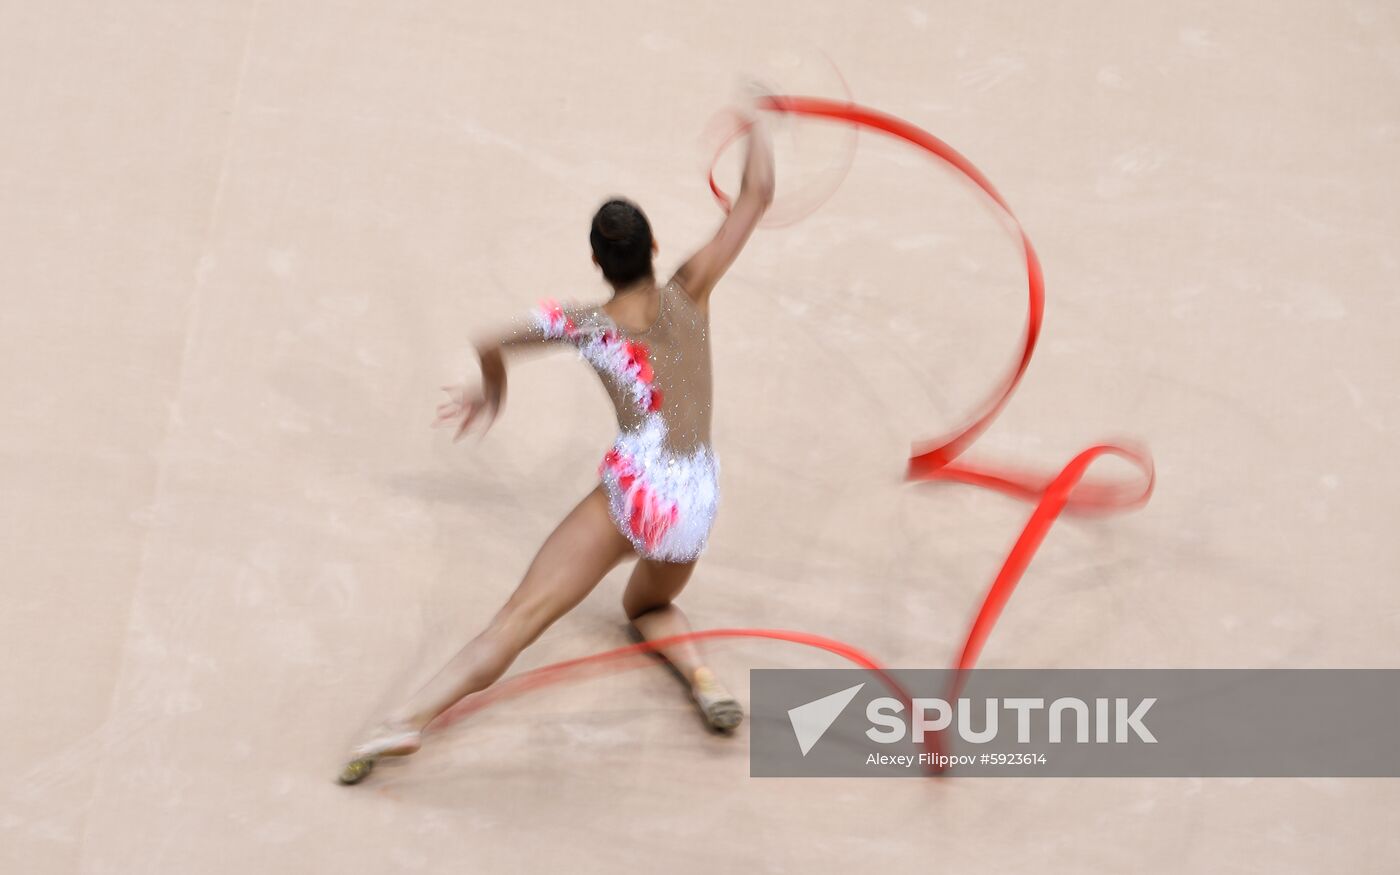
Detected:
left=511, top=277, right=712, bottom=455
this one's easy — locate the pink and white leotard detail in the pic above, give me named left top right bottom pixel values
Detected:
left=516, top=279, right=719, bottom=562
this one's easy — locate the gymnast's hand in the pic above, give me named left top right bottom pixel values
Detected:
left=738, top=78, right=776, bottom=120
left=433, top=383, right=497, bottom=441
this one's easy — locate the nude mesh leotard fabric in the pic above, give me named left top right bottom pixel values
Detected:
left=501, top=279, right=718, bottom=561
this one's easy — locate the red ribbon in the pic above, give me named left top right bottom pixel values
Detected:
left=433, top=97, right=1152, bottom=771
left=711, top=96, right=1154, bottom=683
left=430, top=628, right=915, bottom=733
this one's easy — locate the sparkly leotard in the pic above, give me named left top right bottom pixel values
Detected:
left=504, top=279, right=718, bottom=562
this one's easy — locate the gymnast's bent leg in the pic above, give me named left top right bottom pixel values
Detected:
left=623, top=557, right=743, bottom=731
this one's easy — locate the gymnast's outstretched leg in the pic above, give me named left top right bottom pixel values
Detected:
left=623, top=558, right=743, bottom=732
left=340, top=485, right=632, bottom=783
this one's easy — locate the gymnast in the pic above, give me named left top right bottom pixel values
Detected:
left=340, top=96, right=775, bottom=785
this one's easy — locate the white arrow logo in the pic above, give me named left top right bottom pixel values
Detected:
left=787, top=683, right=865, bottom=756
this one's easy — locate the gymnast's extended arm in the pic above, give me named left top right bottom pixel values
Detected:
left=671, top=100, right=775, bottom=310
left=433, top=306, right=571, bottom=441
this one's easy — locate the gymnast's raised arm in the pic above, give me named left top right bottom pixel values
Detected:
left=671, top=103, right=775, bottom=311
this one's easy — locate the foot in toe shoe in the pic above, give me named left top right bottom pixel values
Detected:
left=692, top=668, right=744, bottom=732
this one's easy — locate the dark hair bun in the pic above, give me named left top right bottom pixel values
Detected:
left=590, top=198, right=654, bottom=285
